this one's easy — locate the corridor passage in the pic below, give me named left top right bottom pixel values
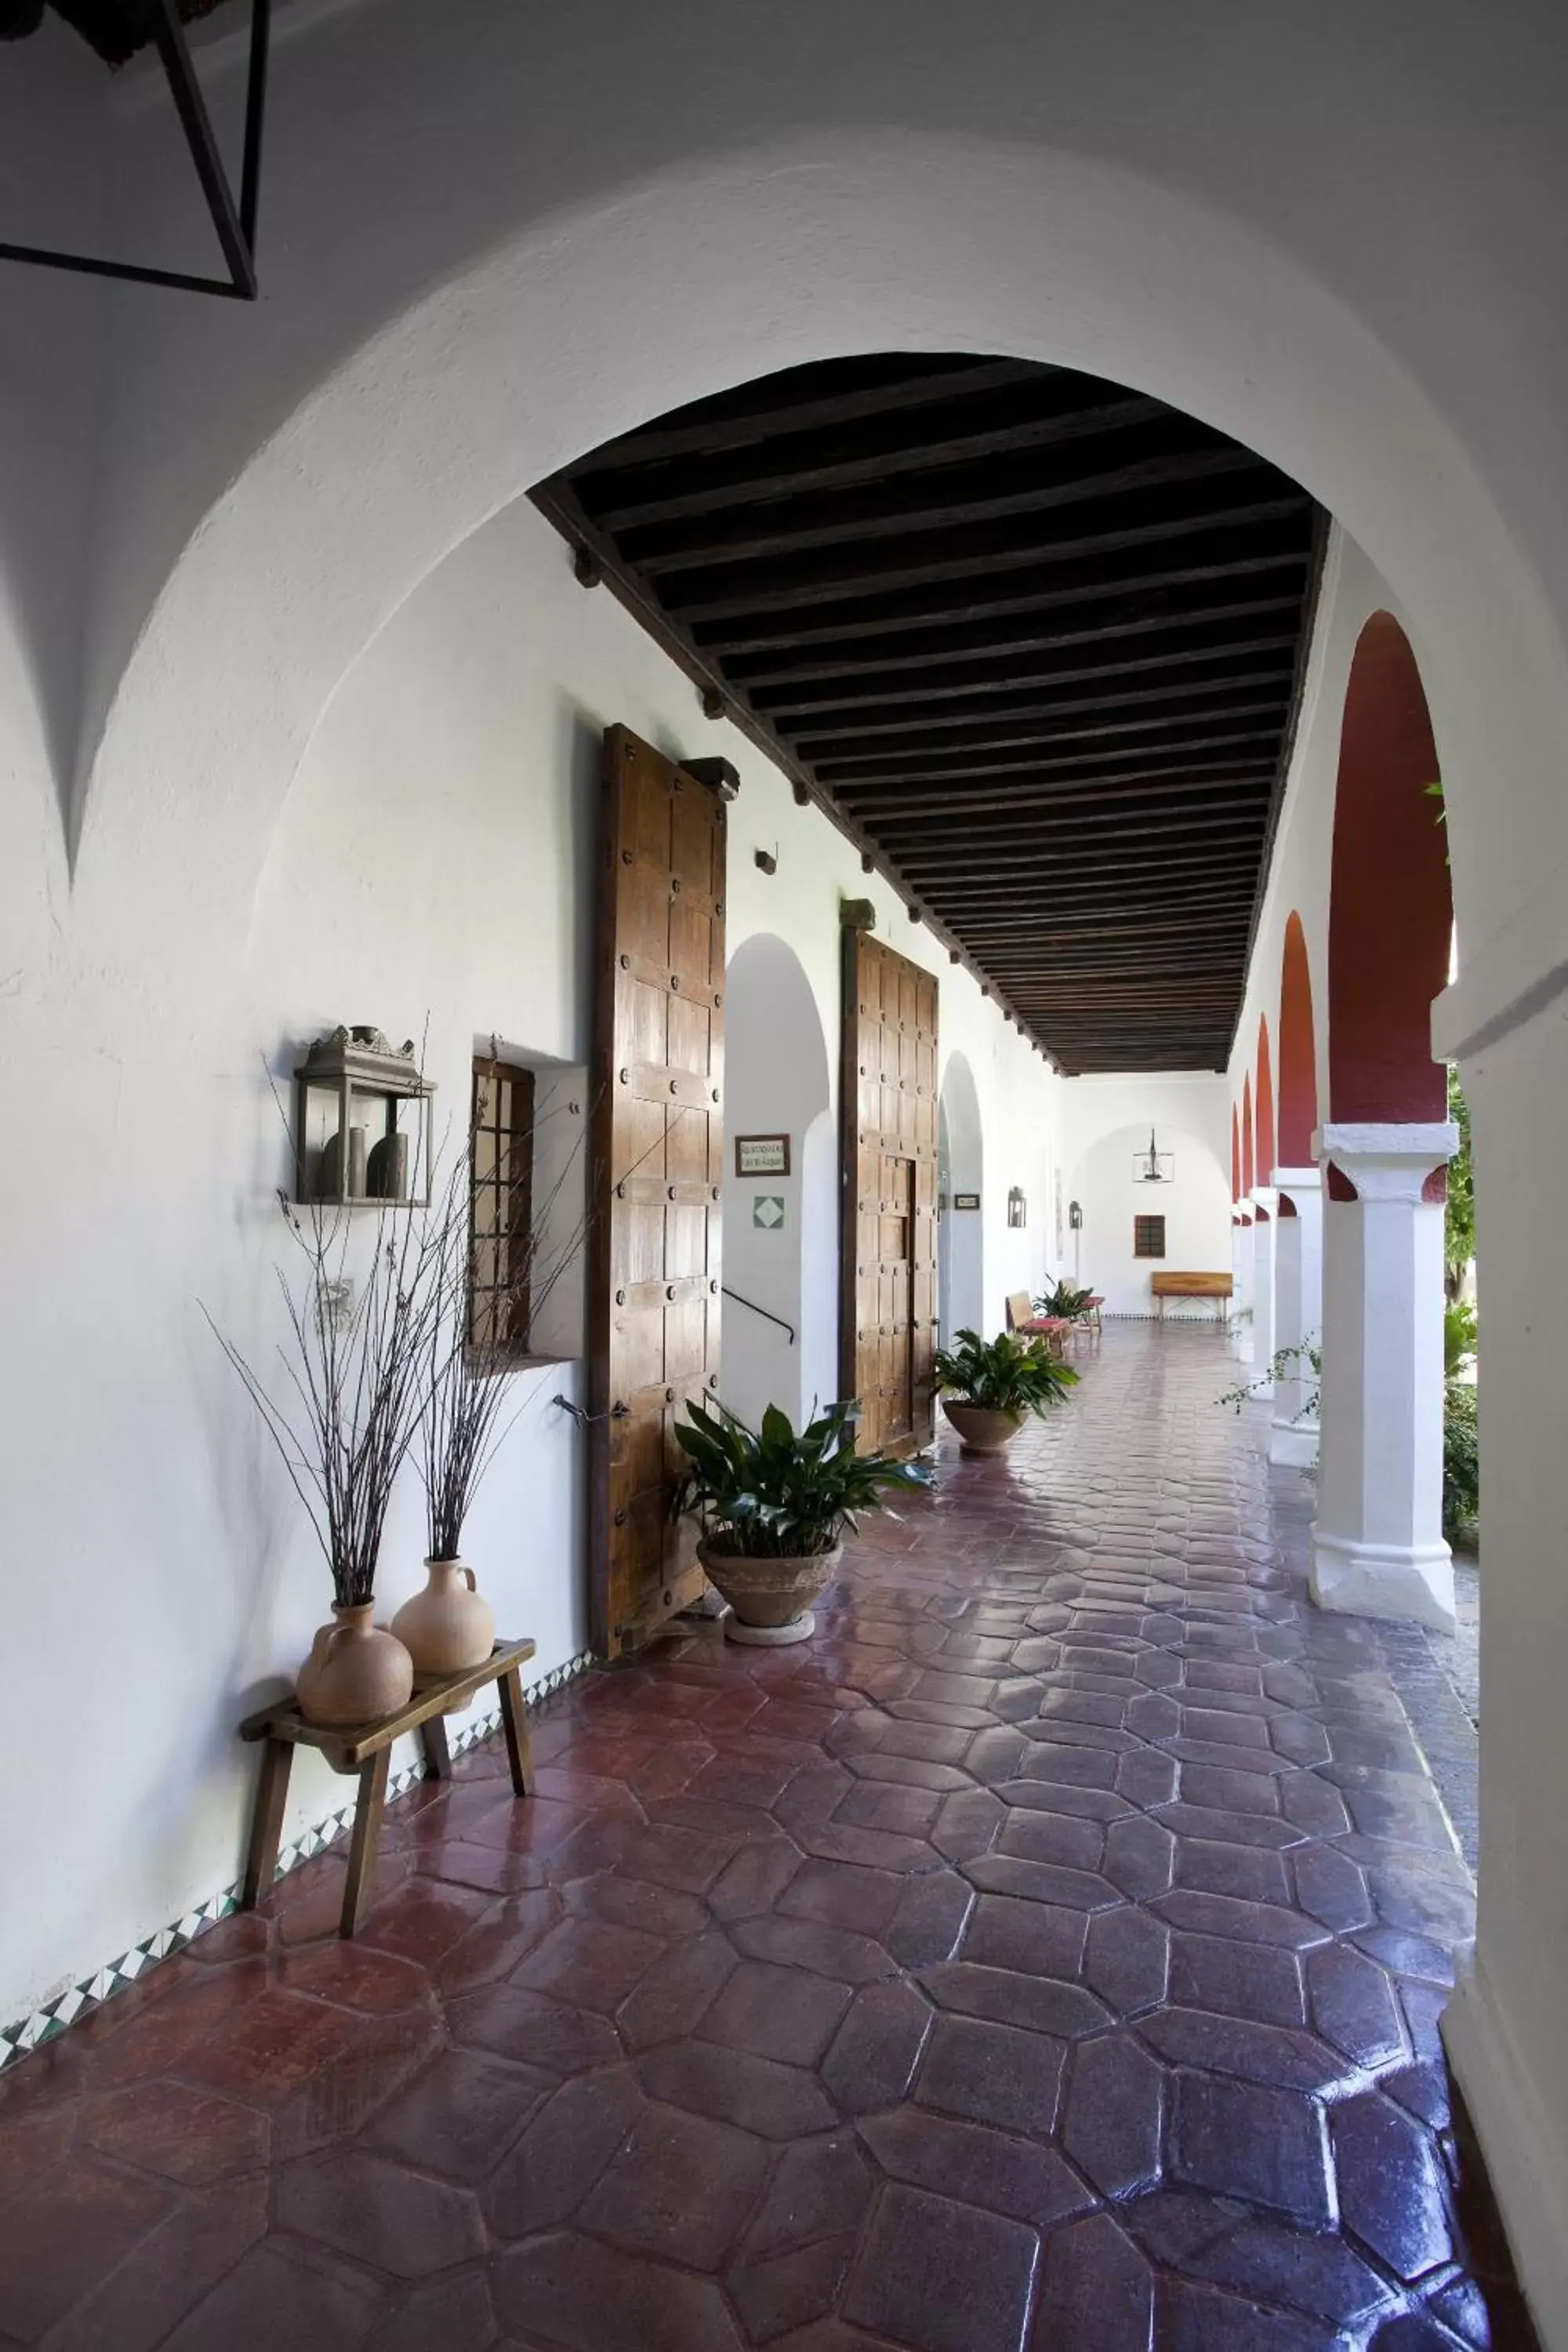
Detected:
left=0, top=1330, right=1527, bottom=2349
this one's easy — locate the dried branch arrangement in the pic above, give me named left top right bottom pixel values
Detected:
left=417, top=1093, right=593, bottom=1563
left=206, top=1189, right=441, bottom=1607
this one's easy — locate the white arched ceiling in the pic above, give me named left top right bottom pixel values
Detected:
left=938, top=1049, right=985, bottom=1340
left=720, top=932, right=834, bottom=1428
left=64, top=102, right=1568, bottom=1070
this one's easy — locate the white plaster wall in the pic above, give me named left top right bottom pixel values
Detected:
left=0, top=492, right=1062, bottom=2034
left=1068, top=1122, right=1234, bottom=1320
left=1061, top=1073, right=1233, bottom=1316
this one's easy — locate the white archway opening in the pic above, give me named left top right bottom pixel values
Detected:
left=938, top=1051, right=985, bottom=1342
left=720, top=933, right=835, bottom=1429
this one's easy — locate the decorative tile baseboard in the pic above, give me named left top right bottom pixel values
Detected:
left=0, top=1647, right=595, bottom=2074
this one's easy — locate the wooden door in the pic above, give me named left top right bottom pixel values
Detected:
left=840, top=916, right=938, bottom=1457
left=589, top=726, right=726, bottom=1657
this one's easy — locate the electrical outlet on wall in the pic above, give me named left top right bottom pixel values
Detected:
left=318, top=1277, right=354, bottom=1334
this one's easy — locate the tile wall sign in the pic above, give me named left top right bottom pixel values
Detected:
left=753, top=1195, right=786, bottom=1230
left=735, top=1133, right=790, bottom=1177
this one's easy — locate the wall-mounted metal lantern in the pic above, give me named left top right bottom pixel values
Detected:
left=1069, top=1200, right=1083, bottom=1231
left=292, top=1027, right=434, bottom=1207
left=1007, top=1186, right=1027, bottom=1229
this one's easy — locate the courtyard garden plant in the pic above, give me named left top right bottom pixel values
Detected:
left=673, top=1398, right=931, bottom=1646
left=931, top=1327, right=1079, bottom=1455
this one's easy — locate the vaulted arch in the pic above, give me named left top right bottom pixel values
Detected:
left=1256, top=1016, right=1276, bottom=1186
left=1328, top=614, right=1453, bottom=1122
left=1279, top=912, right=1319, bottom=1164
left=1241, top=1074, right=1255, bottom=1196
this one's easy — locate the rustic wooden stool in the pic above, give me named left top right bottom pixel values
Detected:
left=238, top=1636, right=537, bottom=1938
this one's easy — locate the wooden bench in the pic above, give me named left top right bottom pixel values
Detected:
left=1005, top=1292, right=1073, bottom=1352
left=238, top=1636, right=536, bottom=1938
left=1149, top=1271, right=1233, bottom=1325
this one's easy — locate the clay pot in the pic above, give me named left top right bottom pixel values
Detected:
left=296, top=1603, right=413, bottom=1727
left=942, top=1400, right=1026, bottom=1455
left=391, top=1559, right=496, bottom=1677
left=698, top=1537, right=840, bottom=1642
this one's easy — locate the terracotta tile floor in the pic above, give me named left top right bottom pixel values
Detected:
left=0, top=1327, right=1536, bottom=2350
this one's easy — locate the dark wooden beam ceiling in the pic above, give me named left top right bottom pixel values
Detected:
left=532, top=354, right=1322, bottom=1072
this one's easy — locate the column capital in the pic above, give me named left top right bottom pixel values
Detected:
left=1250, top=1186, right=1278, bottom=1216
left=1272, top=1163, right=1322, bottom=1196
left=1316, top=1123, right=1459, bottom=1203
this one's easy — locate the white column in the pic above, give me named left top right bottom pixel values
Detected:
left=1269, top=1166, right=1322, bottom=1467
left=1232, top=1213, right=1254, bottom=1359
left=1311, top=1121, right=1459, bottom=1632
left=1249, top=1188, right=1276, bottom=1392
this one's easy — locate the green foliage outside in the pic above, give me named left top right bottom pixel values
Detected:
left=1445, top=1065, right=1474, bottom=1298
left=672, top=1397, right=931, bottom=1559
left=1443, top=1381, right=1479, bottom=1541
left=931, top=1327, right=1080, bottom=1415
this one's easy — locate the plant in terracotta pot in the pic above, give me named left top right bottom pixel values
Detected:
left=932, top=1327, right=1079, bottom=1455
left=673, top=1399, right=932, bottom=1646
left=208, top=1192, right=437, bottom=1727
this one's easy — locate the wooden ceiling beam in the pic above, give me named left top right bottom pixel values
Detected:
left=800, top=697, right=1290, bottom=767
left=888, top=805, right=1272, bottom=860
left=666, top=488, right=1312, bottom=622
left=590, top=395, right=1163, bottom=530
left=771, top=649, right=1298, bottom=730
left=833, top=759, right=1276, bottom=818
left=572, top=357, right=1045, bottom=471
left=636, top=445, right=1269, bottom=577
left=706, top=545, right=1312, bottom=662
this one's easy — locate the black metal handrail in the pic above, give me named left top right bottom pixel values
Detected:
left=721, top=1287, right=795, bottom=1345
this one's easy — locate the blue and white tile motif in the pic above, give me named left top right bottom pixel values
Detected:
left=0, top=1650, right=594, bottom=2072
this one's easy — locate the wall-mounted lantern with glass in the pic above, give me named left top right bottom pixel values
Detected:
left=1007, top=1186, right=1027, bottom=1228
left=292, top=1026, right=435, bottom=1206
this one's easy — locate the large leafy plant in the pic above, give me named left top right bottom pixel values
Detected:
left=1036, top=1279, right=1096, bottom=1320
left=931, top=1328, right=1079, bottom=1414
left=673, top=1399, right=931, bottom=1558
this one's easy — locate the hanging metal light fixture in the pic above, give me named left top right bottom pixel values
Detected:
left=1136, top=1128, right=1171, bottom=1185
left=0, top=0, right=270, bottom=301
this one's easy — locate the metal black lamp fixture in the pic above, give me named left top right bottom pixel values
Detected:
left=0, top=0, right=270, bottom=300
left=1136, top=1128, right=1173, bottom=1185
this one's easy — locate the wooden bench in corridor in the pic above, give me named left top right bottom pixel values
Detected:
left=238, top=1636, right=536, bottom=1937
left=1150, top=1270, right=1233, bottom=1325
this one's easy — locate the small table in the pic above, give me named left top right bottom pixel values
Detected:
left=238, top=1637, right=537, bottom=1937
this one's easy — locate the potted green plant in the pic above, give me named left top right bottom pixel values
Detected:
left=1036, top=1279, right=1097, bottom=1322
left=931, top=1327, right=1079, bottom=1454
left=673, top=1399, right=931, bottom=1645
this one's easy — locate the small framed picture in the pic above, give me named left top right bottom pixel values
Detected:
left=735, top=1133, right=790, bottom=1177
left=953, top=1191, right=981, bottom=1211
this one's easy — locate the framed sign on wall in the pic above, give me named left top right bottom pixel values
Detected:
left=953, top=1191, right=981, bottom=1211
left=735, top=1133, right=790, bottom=1177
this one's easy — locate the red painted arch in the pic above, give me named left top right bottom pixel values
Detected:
left=1255, top=1016, right=1276, bottom=1185
left=1242, top=1074, right=1254, bottom=1194
left=1278, top=911, right=1319, bottom=1163
left=1231, top=1106, right=1240, bottom=1201
left=1328, top=613, right=1453, bottom=1121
